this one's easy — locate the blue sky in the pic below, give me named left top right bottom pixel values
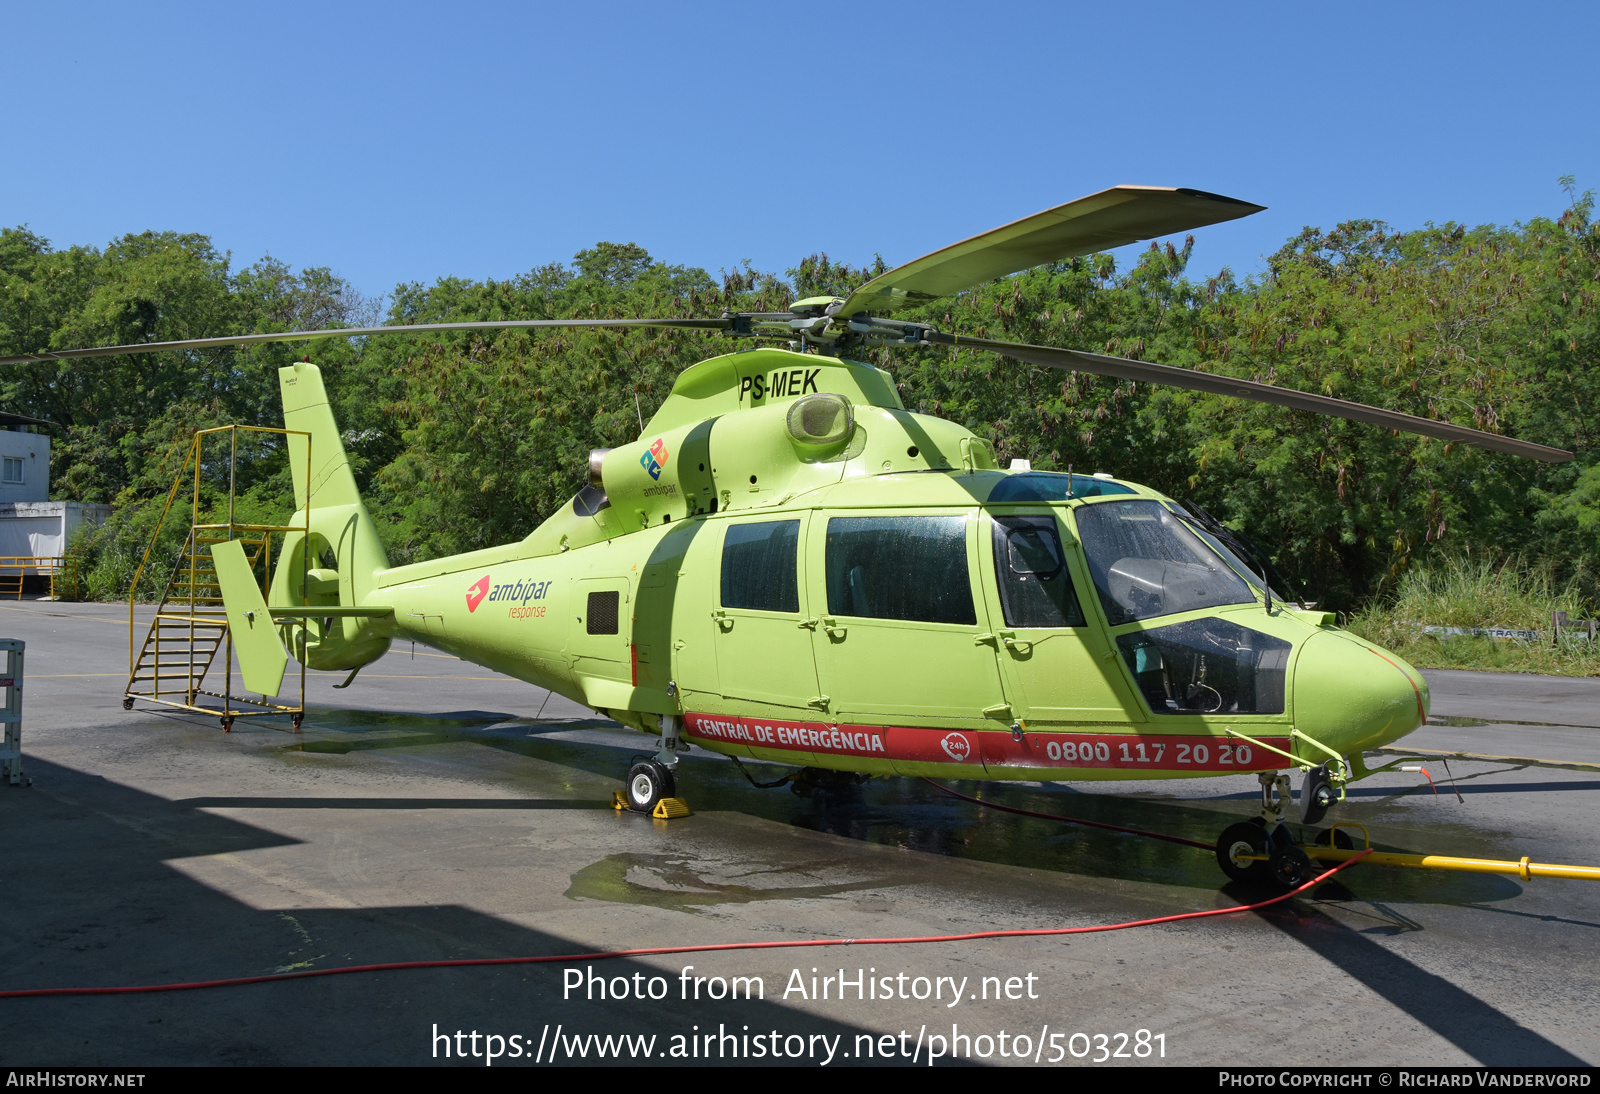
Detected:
left=4, top=1, right=1597, bottom=305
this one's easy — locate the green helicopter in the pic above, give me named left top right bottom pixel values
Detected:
left=6, top=186, right=1570, bottom=886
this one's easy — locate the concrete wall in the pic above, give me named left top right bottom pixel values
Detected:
left=0, top=431, right=49, bottom=504
left=0, top=431, right=111, bottom=573
left=0, top=502, right=111, bottom=564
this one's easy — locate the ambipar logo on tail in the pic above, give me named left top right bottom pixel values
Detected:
left=466, top=575, right=491, bottom=612
left=640, top=438, right=670, bottom=480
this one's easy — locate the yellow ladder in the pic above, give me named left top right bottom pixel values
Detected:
left=126, top=528, right=269, bottom=707
left=122, top=424, right=310, bottom=726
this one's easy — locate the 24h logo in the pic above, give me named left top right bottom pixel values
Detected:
left=940, top=732, right=972, bottom=762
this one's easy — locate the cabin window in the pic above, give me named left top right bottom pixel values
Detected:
left=1074, top=500, right=1255, bottom=625
left=720, top=520, right=800, bottom=613
left=825, top=515, right=975, bottom=625
left=991, top=514, right=1085, bottom=628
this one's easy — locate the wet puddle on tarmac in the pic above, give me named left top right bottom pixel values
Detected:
left=1429, top=713, right=1600, bottom=731
left=565, top=852, right=901, bottom=912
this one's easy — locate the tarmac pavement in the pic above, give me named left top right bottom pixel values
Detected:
left=1, top=600, right=1597, bottom=1067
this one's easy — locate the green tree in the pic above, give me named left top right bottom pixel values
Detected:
left=361, top=246, right=790, bottom=561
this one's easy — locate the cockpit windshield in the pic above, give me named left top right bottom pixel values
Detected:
left=1073, top=500, right=1257, bottom=625
left=1176, top=515, right=1281, bottom=602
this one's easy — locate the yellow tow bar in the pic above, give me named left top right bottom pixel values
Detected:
left=1286, top=824, right=1600, bottom=882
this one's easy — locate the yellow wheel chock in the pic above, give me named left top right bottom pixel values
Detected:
left=652, top=797, right=691, bottom=819
left=611, top=791, right=691, bottom=819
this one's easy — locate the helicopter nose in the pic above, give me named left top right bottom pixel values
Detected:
left=1292, top=631, right=1429, bottom=755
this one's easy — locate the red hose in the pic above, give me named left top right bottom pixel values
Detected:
left=0, top=854, right=1368, bottom=999
left=921, top=777, right=1217, bottom=850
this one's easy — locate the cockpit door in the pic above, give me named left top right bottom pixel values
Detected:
left=980, top=509, right=1145, bottom=725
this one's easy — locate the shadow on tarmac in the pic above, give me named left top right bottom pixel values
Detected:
left=0, top=756, right=902, bottom=1067
left=174, top=797, right=615, bottom=811
left=17, top=703, right=1585, bottom=1066
left=1250, top=893, right=1587, bottom=1065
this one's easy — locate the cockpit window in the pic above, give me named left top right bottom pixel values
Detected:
left=1117, top=618, right=1291, bottom=715
left=986, top=472, right=1136, bottom=503
left=1073, top=500, right=1256, bottom=625
left=991, top=514, right=1085, bottom=628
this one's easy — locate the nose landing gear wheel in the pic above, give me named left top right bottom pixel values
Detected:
left=1270, top=843, right=1315, bottom=888
left=1216, top=822, right=1273, bottom=883
left=1218, top=822, right=1320, bottom=887
left=1310, top=827, right=1355, bottom=851
left=1300, top=764, right=1335, bottom=825
left=625, top=760, right=676, bottom=813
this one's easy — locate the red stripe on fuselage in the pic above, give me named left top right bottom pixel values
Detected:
left=1364, top=646, right=1428, bottom=727
left=682, top=712, right=1290, bottom=773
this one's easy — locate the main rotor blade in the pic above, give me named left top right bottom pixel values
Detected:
left=936, top=333, right=1573, bottom=463
left=839, top=186, right=1265, bottom=317
left=0, top=317, right=732, bottom=366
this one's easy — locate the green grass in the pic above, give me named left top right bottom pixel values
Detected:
left=1345, top=556, right=1600, bottom=676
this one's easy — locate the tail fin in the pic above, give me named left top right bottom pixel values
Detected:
left=281, top=361, right=366, bottom=512
left=269, top=362, right=391, bottom=671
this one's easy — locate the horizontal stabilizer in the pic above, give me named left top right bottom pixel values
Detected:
left=209, top=540, right=289, bottom=697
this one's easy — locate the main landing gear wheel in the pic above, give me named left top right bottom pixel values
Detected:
left=1216, top=822, right=1273, bottom=883
left=122, top=698, right=134, bottom=711
left=625, top=760, right=676, bottom=813
left=291, top=713, right=304, bottom=730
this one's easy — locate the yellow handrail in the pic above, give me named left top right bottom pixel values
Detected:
left=0, top=556, right=79, bottom=600
left=125, top=425, right=312, bottom=671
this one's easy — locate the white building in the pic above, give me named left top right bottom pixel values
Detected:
left=0, top=423, right=48, bottom=504
left=0, top=414, right=111, bottom=565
